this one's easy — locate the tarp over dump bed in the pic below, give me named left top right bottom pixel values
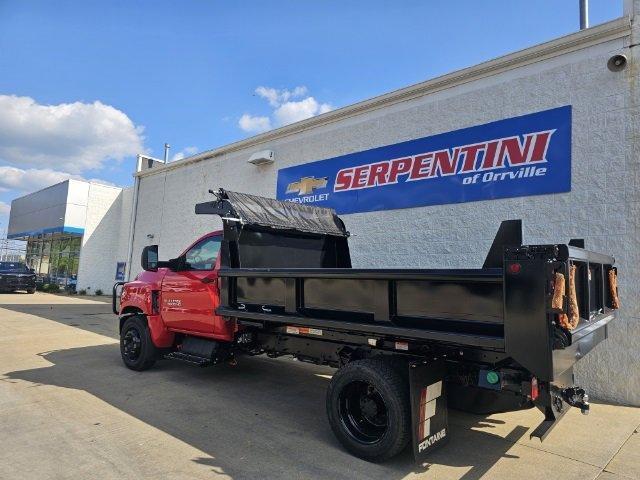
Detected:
left=196, top=189, right=348, bottom=237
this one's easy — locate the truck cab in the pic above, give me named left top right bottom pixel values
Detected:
left=117, top=230, right=236, bottom=354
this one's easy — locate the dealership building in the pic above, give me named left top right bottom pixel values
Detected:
left=8, top=179, right=131, bottom=290
left=8, top=3, right=640, bottom=405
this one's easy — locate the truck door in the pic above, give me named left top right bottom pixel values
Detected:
left=161, top=234, right=222, bottom=335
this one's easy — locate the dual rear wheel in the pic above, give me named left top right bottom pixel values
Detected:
left=326, top=358, right=412, bottom=462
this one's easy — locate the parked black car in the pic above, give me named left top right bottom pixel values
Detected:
left=0, top=262, right=36, bottom=293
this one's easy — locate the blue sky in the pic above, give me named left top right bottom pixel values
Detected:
left=0, top=0, right=622, bottom=229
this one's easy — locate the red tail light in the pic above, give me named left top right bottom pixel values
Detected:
left=531, top=377, right=539, bottom=401
left=508, top=263, right=522, bottom=274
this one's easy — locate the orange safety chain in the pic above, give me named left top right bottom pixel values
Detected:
left=556, top=265, right=580, bottom=331
left=608, top=269, right=620, bottom=310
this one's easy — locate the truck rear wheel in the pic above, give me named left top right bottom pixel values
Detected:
left=120, top=315, right=157, bottom=371
left=326, top=358, right=411, bottom=462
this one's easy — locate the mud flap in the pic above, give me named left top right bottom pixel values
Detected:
left=409, top=359, right=449, bottom=462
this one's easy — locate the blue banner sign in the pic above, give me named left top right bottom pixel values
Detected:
left=115, top=262, right=126, bottom=281
left=276, top=106, right=571, bottom=214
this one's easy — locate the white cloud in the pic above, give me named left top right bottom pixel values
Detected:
left=0, top=166, right=113, bottom=194
left=238, top=86, right=333, bottom=134
left=238, top=114, right=272, bottom=133
left=0, top=94, right=145, bottom=174
left=0, top=201, right=9, bottom=216
left=274, top=97, right=333, bottom=126
left=0, top=166, right=81, bottom=192
left=255, top=86, right=308, bottom=107
left=171, top=146, right=199, bottom=162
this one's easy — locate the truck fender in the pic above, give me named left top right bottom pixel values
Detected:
left=409, top=358, right=449, bottom=462
left=118, top=311, right=139, bottom=333
left=118, top=311, right=174, bottom=348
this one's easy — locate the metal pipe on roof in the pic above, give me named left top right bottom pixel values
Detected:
left=580, top=0, right=589, bottom=30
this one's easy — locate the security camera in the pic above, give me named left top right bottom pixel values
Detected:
left=607, top=54, right=627, bottom=72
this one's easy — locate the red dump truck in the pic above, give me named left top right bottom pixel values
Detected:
left=113, top=189, right=619, bottom=462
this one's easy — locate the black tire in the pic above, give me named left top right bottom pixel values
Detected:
left=120, top=315, right=157, bottom=371
left=26, top=288, right=36, bottom=294
left=326, top=358, right=411, bottom=462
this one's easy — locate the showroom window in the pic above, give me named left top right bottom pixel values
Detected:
left=26, top=233, right=82, bottom=287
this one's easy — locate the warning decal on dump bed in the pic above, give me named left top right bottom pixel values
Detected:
left=286, top=326, right=323, bottom=336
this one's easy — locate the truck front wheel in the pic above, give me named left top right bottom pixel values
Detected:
left=326, top=358, right=411, bottom=462
left=120, top=315, right=157, bottom=371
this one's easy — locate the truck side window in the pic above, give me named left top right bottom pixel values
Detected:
left=185, top=236, right=221, bottom=271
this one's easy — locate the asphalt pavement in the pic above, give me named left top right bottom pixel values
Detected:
left=0, top=292, right=638, bottom=480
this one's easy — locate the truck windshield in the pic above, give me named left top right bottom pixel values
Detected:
left=0, top=262, right=29, bottom=272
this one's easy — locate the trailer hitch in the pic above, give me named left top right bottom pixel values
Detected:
left=561, top=387, right=590, bottom=415
left=531, top=384, right=590, bottom=440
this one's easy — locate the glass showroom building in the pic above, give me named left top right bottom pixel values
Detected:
left=8, top=179, right=127, bottom=289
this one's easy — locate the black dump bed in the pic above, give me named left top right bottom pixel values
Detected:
left=196, top=189, right=618, bottom=386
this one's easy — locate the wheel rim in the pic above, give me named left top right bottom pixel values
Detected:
left=122, top=327, right=142, bottom=361
left=338, top=380, right=388, bottom=444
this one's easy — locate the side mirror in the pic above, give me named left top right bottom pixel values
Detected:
left=166, top=255, right=187, bottom=272
left=141, top=245, right=159, bottom=271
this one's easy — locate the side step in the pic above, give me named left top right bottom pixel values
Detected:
left=164, top=351, right=213, bottom=367
left=164, top=336, right=225, bottom=367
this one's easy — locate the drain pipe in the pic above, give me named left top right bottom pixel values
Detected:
left=125, top=155, right=142, bottom=281
left=579, top=0, right=589, bottom=30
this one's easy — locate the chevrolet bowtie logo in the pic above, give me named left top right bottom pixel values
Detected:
left=286, top=176, right=328, bottom=195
